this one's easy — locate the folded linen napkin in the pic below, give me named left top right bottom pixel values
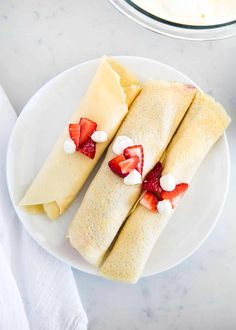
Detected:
left=0, top=86, right=88, bottom=330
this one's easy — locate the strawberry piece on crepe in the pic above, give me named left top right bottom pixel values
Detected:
left=124, top=145, right=144, bottom=174
left=140, top=191, right=158, bottom=213
left=161, top=183, right=188, bottom=208
left=79, top=118, right=97, bottom=147
left=69, top=123, right=80, bottom=150
left=108, top=154, right=126, bottom=178
left=119, top=155, right=140, bottom=175
left=142, top=162, right=163, bottom=196
left=79, top=137, right=96, bottom=159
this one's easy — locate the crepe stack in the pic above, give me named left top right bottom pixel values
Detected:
left=100, top=92, right=231, bottom=283
left=67, top=81, right=197, bottom=266
left=20, top=58, right=141, bottom=220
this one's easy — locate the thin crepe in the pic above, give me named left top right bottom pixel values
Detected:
left=100, top=92, right=231, bottom=283
left=20, top=57, right=141, bottom=220
left=67, top=81, right=197, bottom=266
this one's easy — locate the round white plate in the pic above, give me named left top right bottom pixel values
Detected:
left=7, top=56, right=230, bottom=278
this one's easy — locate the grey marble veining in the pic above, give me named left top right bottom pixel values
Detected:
left=0, top=0, right=235, bottom=329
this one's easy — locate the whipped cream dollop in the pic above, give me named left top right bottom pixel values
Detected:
left=158, top=200, right=172, bottom=215
left=64, top=138, right=76, bottom=154
left=124, top=169, right=142, bottom=185
left=160, top=174, right=176, bottom=191
left=91, top=130, right=108, bottom=143
left=112, top=136, right=134, bottom=155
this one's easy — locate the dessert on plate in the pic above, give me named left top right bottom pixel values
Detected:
left=17, top=55, right=231, bottom=284
left=20, top=57, right=141, bottom=220
left=67, top=81, right=197, bottom=266
left=100, top=92, right=231, bottom=283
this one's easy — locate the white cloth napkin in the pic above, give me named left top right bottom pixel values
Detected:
left=0, top=87, right=88, bottom=330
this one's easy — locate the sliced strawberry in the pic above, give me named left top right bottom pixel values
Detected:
left=79, top=137, right=96, bottom=159
left=140, top=192, right=158, bottom=213
left=142, top=162, right=163, bottom=196
left=79, top=118, right=97, bottom=147
left=69, top=123, right=80, bottom=150
left=119, top=155, right=139, bottom=175
left=108, top=154, right=126, bottom=178
left=161, top=183, right=188, bottom=208
left=124, top=145, right=144, bottom=174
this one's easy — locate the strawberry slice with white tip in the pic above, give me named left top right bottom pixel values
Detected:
left=140, top=191, right=158, bottom=213
left=79, top=118, right=97, bottom=147
left=108, top=154, right=126, bottom=178
left=69, top=123, right=80, bottom=150
left=123, top=145, right=144, bottom=174
left=79, top=137, right=96, bottom=159
left=161, top=183, right=188, bottom=208
left=119, top=155, right=140, bottom=175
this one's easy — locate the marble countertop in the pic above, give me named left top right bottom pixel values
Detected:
left=1, top=1, right=235, bottom=329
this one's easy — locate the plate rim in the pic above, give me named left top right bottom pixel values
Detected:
left=6, top=55, right=230, bottom=278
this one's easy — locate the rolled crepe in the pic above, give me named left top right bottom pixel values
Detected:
left=100, top=92, right=231, bottom=283
left=20, top=57, right=141, bottom=220
left=67, top=81, right=197, bottom=266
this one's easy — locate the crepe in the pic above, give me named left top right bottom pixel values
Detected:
left=67, top=81, right=197, bottom=266
left=20, top=57, right=141, bottom=220
left=100, top=92, right=231, bottom=283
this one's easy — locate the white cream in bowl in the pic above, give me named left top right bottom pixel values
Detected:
left=131, top=0, right=236, bottom=26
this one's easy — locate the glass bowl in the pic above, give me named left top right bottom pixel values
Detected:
left=108, top=0, right=236, bottom=40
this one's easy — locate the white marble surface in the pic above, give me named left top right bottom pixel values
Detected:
left=1, top=0, right=236, bottom=329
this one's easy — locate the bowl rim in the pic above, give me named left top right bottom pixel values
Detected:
left=125, top=0, right=236, bottom=30
left=108, top=0, right=236, bottom=40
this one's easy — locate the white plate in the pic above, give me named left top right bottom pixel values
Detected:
left=7, top=56, right=230, bottom=278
